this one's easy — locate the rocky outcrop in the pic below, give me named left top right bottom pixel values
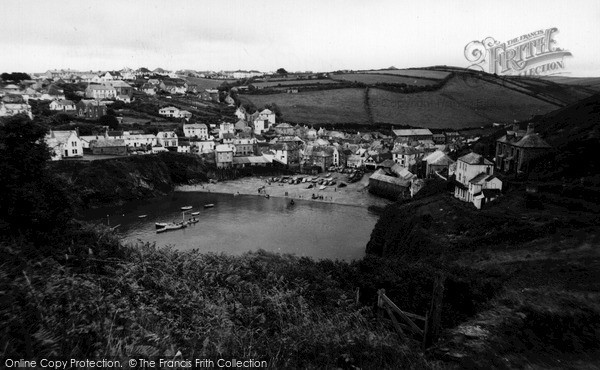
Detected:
left=48, top=153, right=208, bottom=208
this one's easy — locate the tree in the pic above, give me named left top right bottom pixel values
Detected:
left=276, top=68, right=288, bottom=75
left=1, top=72, right=31, bottom=82
left=0, top=115, right=74, bottom=236
left=98, top=115, right=120, bottom=130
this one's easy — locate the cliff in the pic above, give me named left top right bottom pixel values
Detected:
left=48, top=153, right=208, bottom=208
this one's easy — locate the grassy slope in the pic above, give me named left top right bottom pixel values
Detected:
left=364, top=69, right=451, bottom=79
left=239, top=88, right=370, bottom=124
left=366, top=95, right=600, bottom=367
left=242, top=70, right=592, bottom=129
left=332, top=73, right=438, bottom=86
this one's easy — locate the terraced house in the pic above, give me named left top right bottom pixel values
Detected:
left=85, top=84, right=117, bottom=99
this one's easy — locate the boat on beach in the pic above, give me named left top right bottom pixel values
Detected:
left=155, top=222, right=168, bottom=229
left=181, top=206, right=193, bottom=210
left=138, top=214, right=147, bottom=218
left=191, top=211, right=200, bottom=216
left=204, top=203, right=215, bottom=208
left=187, top=218, right=199, bottom=224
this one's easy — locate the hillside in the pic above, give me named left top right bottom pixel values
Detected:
left=239, top=88, right=370, bottom=125
left=364, top=96, right=600, bottom=367
left=48, top=153, right=208, bottom=208
left=240, top=69, right=595, bottom=128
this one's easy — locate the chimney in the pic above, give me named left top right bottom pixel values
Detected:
left=527, top=123, right=535, bottom=135
left=512, top=123, right=519, bottom=132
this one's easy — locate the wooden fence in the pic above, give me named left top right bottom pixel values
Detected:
left=376, top=275, right=445, bottom=349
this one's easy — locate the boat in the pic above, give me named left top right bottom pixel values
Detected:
left=156, top=222, right=187, bottom=233
left=155, top=222, right=168, bottom=229
left=191, top=211, right=200, bottom=216
left=204, top=204, right=215, bottom=208
left=319, top=185, right=326, bottom=190
left=181, top=206, right=193, bottom=210
left=138, top=214, right=147, bottom=218
left=187, top=218, right=199, bottom=224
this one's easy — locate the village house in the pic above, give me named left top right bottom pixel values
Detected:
left=0, top=101, right=33, bottom=119
left=308, top=148, right=334, bottom=171
left=141, top=83, right=157, bottom=96
left=90, top=138, right=127, bottom=156
left=422, top=150, right=455, bottom=177
left=85, top=84, right=117, bottom=99
left=160, top=80, right=187, bottom=95
left=369, top=169, right=411, bottom=199
left=104, top=80, right=133, bottom=102
left=76, top=100, right=107, bottom=119
left=393, top=128, right=434, bottom=143
left=45, top=130, right=83, bottom=160
left=202, top=89, right=220, bottom=102
left=346, top=154, right=365, bottom=168
left=233, top=137, right=257, bottom=156
left=270, top=142, right=300, bottom=165
left=454, top=152, right=502, bottom=208
left=156, top=131, right=178, bottom=150
left=234, top=106, right=246, bottom=120
left=122, top=132, right=157, bottom=149
left=253, top=108, right=276, bottom=134
left=273, top=122, right=294, bottom=136
left=158, top=106, right=192, bottom=119
left=183, top=123, right=209, bottom=139
left=49, top=99, right=76, bottom=112
left=215, top=144, right=234, bottom=168
left=193, top=139, right=216, bottom=154
left=495, top=123, right=551, bottom=174
left=219, top=121, right=235, bottom=138
left=392, top=144, right=421, bottom=169
left=234, top=119, right=249, bottom=132
left=232, top=155, right=272, bottom=168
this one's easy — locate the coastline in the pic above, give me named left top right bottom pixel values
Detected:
left=176, top=174, right=393, bottom=208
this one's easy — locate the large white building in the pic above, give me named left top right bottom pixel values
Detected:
left=454, top=152, right=502, bottom=208
left=45, top=130, right=83, bottom=160
left=183, top=123, right=209, bottom=139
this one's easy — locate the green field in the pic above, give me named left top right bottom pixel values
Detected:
left=182, top=77, right=233, bottom=90
left=251, top=79, right=340, bottom=88
left=241, top=71, right=596, bottom=129
left=369, top=74, right=560, bottom=128
left=331, top=73, right=437, bottom=86
left=364, top=69, right=451, bottom=79
left=240, top=88, right=369, bottom=124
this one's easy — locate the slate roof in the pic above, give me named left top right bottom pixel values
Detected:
left=458, top=152, right=493, bottom=166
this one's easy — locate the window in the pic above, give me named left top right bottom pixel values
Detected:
left=72, top=141, right=77, bottom=147
left=72, top=149, right=78, bottom=154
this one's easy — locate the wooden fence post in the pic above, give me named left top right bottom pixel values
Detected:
left=423, top=274, right=445, bottom=349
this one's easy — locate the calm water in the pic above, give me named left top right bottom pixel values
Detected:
left=81, top=192, right=379, bottom=261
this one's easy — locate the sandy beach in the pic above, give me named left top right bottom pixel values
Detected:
left=176, top=172, right=392, bottom=208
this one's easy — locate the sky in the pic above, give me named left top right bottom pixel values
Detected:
left=1, top=0, right=599, bottom=76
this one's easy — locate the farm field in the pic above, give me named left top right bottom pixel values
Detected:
left=540, top=76, right=600, bottom=92
left=364, top=69, right=451, bottom=79
left=251, top=79, right=340, bottom=88
left=369, top=74, right=560, bottom=128
left=331, top=73, right=437, bottom=86
left=182, top=77, right=233, bottom=90
left=239, top=88, right=369, bottom=124
left=369, top=88, right=489, bottom=129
